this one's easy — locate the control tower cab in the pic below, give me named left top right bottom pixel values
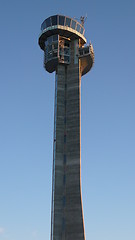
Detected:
left=38, top=14, right=94, bottom=75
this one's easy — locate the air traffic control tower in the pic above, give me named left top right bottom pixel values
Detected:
left=38, top=15, right=94, bottom=240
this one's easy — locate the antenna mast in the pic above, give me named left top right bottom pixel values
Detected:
left=80, top=14, right=87, bottom=26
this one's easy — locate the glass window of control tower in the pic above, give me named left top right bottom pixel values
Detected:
left=65, top=17, right=71, bottom=27
left=80, top=27, right=84, bottom=34
left=53, top=42, right=58, bottom=50
left=53, top=35, right=58, bottom=42
left=76, top=23, right=81, bottom=32
left=41, top=20, right=46, bottom=30
left=59, top=16, right=65, bottom=25
left=71, top=20, right=76, bottom=30
left=48, top=36, right=52, bottom=44
left=51, top=15, right=57, bottom=25
left=46, top=17, right=51, bottom=27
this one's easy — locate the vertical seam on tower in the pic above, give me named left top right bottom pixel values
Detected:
left=62, top=65, right=67, bottom=238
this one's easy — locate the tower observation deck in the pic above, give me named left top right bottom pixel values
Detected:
left=38, top=14, right=94, bottom=240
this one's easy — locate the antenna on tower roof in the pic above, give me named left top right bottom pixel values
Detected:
left=74, top=14, right=87, bottom=26
left=80, top=14, right=87, bottom=26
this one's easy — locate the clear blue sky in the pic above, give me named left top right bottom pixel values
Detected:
left=0, top=0, right=135, bottom=239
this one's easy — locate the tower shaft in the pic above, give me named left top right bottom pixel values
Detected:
left=51, top=40, right=85, bottom=240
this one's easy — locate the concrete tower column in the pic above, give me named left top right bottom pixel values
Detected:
left=38, top=14, right=94, bottom=240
